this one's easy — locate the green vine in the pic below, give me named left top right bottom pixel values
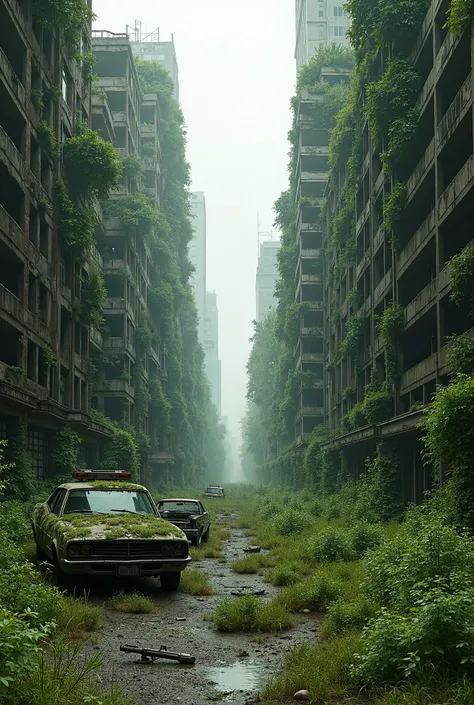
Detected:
left=382, top=183, right=407, bottom=252
left=446, top=0, right=474, bottom=36
left=37, top=120, right=59, bottom=158
left=55, top=180, right=94, bottom=262
left=80, top=265, right=106, bottom=329
left=52, top=424, right=81, bottom=480
left=5, top=420, right=35, bottom=501
left=379, top=302, right=404, bottom=386
left=32, top=0, right=95, bottom=52
left=63, top=128, right=123, bottom=198
left=449, top=243, right=474, bottom=317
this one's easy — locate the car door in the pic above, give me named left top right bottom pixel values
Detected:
left=199, top=502, right=209, bottom=532
left=43, top=489, right=67, bottom=557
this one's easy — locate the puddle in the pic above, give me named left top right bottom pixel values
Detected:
left=204, top=661, right=268, bottom=693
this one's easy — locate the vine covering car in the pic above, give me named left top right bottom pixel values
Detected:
left=157, top=498, right=210, bottom=546
left=31, top=470, right=191, bottom=591
left=202, top=485, right=226, bottom=499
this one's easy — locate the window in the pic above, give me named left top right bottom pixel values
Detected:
left=333, top=26, right=345, bottom=36
left=28, top=428, right=48, bottom=479
left=319, top=10, right=324, bottom=16
left=333, top=6, right=343, bottom=16
left=50, top=489, right=67, bottom=515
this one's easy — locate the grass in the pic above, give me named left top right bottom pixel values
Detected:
left=56, top=595, right=103, bottom=637
left=190, top=524, right=231, bottom=561
left=264, top=631, right=362, bottom=703
left=110, top=591, right=154, bottom=614
left=276, top=562, right=365, bottom=613
left=231, top=555, right=261, bottom=573
left=180, top=569, right=213, bottom=595
left=211, top=594, right=295, bottom=633
left=265, top=563, right=305, bottom=586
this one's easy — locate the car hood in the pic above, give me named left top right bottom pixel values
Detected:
left=34, top=504, right=186, bottom=543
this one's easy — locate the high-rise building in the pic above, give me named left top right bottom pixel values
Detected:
left=295, top=0, right=351, bottom=73
left=204, top=292, right=222, bottom=417
left=256, top=240, right=281, bottom=322
left=129, top=24, right=179, bottom=102
left=189, top=193, right=207, bottom=345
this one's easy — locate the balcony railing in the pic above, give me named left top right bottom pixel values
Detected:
left=0, top=284, right=21, bottom=319
left=437, top=73, right=472, bottom=146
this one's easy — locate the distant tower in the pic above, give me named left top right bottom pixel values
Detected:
left=295, top=0, right=352, bottom=75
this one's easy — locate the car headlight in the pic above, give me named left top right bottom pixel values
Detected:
left=68, top=544, right=80, bottom=557
left=173, top=542, right=186, bottom=555
left=81, top=544, right=93, bottom=557
left=162, top=544, right=173, bottom=556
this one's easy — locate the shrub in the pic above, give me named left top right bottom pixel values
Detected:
left=362, top=507, right=474, bottom=612
left=56, top=596, right=103, bottom=637
left=211, top=595, right=294, bottom=632
left=0, top=501, right=31, bottom=545
left=0, top=562, right=63, bottom=623
left=110, top=592, right=154, bottom=614
left=349, top=522, right=384, bottom=558
left=310, top=528, right=354, bottom=562
left=278, top=574, right=342, bottom=613
left=272, top=508, right=309, bottom=536
left=0, top=609, right=51, bottom=700
left=323, top=597, right=375, bottom=637
left=351, top=577, right=474, bottom=685
left=266, top=564, right=304, bottom=587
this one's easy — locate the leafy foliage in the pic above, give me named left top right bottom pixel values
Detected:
left=449, top=244, right=474, bottom=318
left=80, top=265, right=106, bottom=329
left=32, top=0, right=95, bottom=51
left=63, top=129, right=123, bottom=198
left=446, top=0, right=474, bottom=36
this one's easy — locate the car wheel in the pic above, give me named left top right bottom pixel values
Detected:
left=35, top=542, right=47, bottom=562
left=202, top=529, right=210, bottom=543
left=192, top=531, right=202, bottom=547
left=52, top=548, right=73, bottom=591
left=160, top=571, right=181, bottom=592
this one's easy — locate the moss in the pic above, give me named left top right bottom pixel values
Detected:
left=34, top=503, right=186, bottom=542
left=87, top=481, right=145, bottom=490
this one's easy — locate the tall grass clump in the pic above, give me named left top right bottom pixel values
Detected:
left=211, top=595, right=294, bottom=632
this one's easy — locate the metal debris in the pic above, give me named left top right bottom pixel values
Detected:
left=120, top=644, right=195, bottom=665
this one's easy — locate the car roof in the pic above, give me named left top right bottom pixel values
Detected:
left=57, top=482, right=147, bottom=491
left=159, top=498, right=200, bottom=503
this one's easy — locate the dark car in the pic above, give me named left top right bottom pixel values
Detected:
left=203, top=486, right=226, bottom=499
left=157, top=498, right=211, bottom=547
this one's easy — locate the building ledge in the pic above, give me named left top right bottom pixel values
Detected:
left=322, top=408, right=425, bottom=451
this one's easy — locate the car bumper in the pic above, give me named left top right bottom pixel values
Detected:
left=59, top=555, right=192, bottom=576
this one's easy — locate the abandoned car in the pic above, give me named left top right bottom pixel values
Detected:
left=31, top=470, right=191, bottom=591
left=157, top=498, right=211, bottom=546
left=202, top=485, right=226, bottom=499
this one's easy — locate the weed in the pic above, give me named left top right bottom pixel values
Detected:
left=212, top=595, right=294, bottom=632
left=264, top=631, right=361, bottom=703
left=278, top=574, right=342, bottom=612
left=56, top=595, right=103, bottom=637
left=110, top=592, right=154, bottom=614
left=310, top=527, right=354, bottom=562
left=322, top=596, right=376, bottom=637
left=265, top=563, right=304, bottom=586
left=231, top=556, right=260, bottom=574
left=180, top=569, right=213, bottom=595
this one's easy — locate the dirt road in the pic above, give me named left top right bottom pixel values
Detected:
left=86, top=517, right=320, bottom=704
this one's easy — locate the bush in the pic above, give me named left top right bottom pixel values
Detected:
left=211, top=595, right=294, bottom=632
left=272, top=508, right=309, bottom=536
left=0, top=609, right=51, bottom=700
left=323, top=597, right=375, bottom=637
left=351, top=577, right=474, bottom=685
left=349, top=522, right=384, bottom=558
left=232, top=556, right=260, bottom=574
left=0, top=562, right=63, bottom=623
left=362, top=506, right=474, bottom=612
left=56, top=596, right=103, bottom=637
left=0, top=501, right=31, bottom=545
left=179, top=569, right=213, bottom=596
left=266, top=563, right=304, bottom=586
left=279, top=574, right=342, bottom=612
left=310, top=528, right=354, bottom=562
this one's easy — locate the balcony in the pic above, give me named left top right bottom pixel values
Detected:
left=0, top=126, right=24, bottom=180
left=0, top=203, right=24, bottom=252
left=437, top=73, right=473, bottom=148
left=296, top=406, right=325, bottom=421
left=90, top=327, right=103, bottom=349
left=100, top=379, right=135, bottom=398
left=91, top=246, right=103, bottom=268
left=140, top=124, right=156, bottom=137
left=111, top=110, right=126, bottom=125
left=438, top=156, right=474, bottom=222
left=356, top=200, right=370, bottom=234
left=374, top=268, right=393, bottom=306
left=25, top=309, right=50, bottom=342
left=406, top=139, right=435, bottom=202
left=0, top=284, right=21, bottom=319
left=415, top=67, right=434, bottom=116
left=397, top=211, right=436, bottom=277
left=400, top=353, right=438, bottom=392
left=405, top=279, right=437, bottom=327
left=0, top=47, right=25, bottom=106
left=104, top=336, right=136, bottom=359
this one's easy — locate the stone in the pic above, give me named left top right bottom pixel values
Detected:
left=294, top=690, right=310, bottom=701
left=302, top=608, right=311, bottom=614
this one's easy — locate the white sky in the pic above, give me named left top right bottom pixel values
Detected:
left=93, top=0, right=296, bottom=459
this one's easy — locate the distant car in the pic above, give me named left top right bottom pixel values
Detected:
left=203, top=485, right=226, bottom=499
left=157, top=499, right=211, bottom=547
left=31, top=470, right=191, bottom=591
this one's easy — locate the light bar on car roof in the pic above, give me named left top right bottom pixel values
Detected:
left=72, top=470, right=132, bottom=481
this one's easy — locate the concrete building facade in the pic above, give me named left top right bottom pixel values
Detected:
left=189, top=192, right=207, bottom=345
left=293, top=68, right=351, bottom=452
left=130, top=26, right=179, bottom=102
left=322, top=1, right=474, bottom=503
left=204, top=291, right=222, bottom=417
left=0, top=0, right=112, bottom=477
left=256, top=240, right=280, bottom=322
left=295, top=0, right=351, bottom=73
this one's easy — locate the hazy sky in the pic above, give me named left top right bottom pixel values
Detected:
left=93, top=0, right=296, bottom=452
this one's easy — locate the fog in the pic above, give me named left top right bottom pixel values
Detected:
left=93, top=0, right=296, bottom=472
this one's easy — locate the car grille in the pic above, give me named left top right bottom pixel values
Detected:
left=90, top=541, right=186, bottom=560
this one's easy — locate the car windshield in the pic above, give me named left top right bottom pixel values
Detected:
left=159, top=501, right=200, bottom=513
left=63, top=489, right=156, bottom=516
left=206, top=487, right=223, bottom=494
